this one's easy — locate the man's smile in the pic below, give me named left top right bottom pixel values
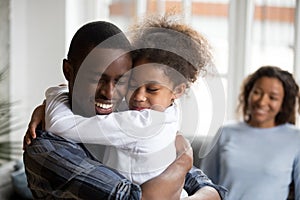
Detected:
left=95, top=102, right=113, bottom=109
left=94, top=100, right=114, bottom=115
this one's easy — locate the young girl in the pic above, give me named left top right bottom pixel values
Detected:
left=201, top=66, right=300, bottom=200
left=42, top=15, right=212, bottom=197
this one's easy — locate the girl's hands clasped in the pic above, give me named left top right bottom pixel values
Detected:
left=23, top=104, right=45, bottom=149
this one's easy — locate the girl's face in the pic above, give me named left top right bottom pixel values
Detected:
left=126, top=59, right=184, bottom=111
left=247, top=77, right=284, bottom=128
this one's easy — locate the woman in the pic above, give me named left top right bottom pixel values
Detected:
left=201, top=66, right=300, bottom=200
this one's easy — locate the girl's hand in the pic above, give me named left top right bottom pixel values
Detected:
left=23, top=104, right=45, bottom=149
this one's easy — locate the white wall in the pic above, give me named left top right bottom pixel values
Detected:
left=10, top=0, right=66, bottom=140
left=65, top=0, right=110, bottom=54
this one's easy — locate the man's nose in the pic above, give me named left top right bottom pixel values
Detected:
left=100, top=81, right=114, bottom=99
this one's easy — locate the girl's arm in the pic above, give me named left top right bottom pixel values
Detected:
left=23, top=104, right=45, bottom=148
left=46, top=86, right=177, bottom=147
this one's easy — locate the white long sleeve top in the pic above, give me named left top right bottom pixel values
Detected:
left=44, top=86, right=179, bottom=185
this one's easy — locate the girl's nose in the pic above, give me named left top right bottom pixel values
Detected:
left=257, top=94, right=268, bottom=106
left=133, top=87, right=147, bottom=102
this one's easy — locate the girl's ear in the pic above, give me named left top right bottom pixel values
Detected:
left=63, top=59, right=74, bottom=81
left=173, top=83, right=187, bottom=99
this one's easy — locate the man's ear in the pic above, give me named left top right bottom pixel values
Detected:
left=63, top=59, right=73, bottom=81
left=173, top=83, right=187, bottom=99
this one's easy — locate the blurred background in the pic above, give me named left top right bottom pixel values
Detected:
left=0, top=0, right=298, bottom=164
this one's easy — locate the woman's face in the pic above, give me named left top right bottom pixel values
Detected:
left=126, top=59, right=177, bottom=112
left=247, top=77, right=284, bottom=128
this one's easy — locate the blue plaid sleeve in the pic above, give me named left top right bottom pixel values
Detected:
left=184, top=166, right=228, bottom=199
left=23, top=130, right=141, bottom=200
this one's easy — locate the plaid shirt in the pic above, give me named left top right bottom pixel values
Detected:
left=24, top=131, right=226, bottom=199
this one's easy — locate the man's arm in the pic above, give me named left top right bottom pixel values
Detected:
left=24, top=130, right=142, bottom=199
left=183, top=167, right=227, bottom=200
left=141, top=135, right=226, bottom=200
left=24, top=131, right=194, bottom=200
left=184, top=186, right=221, bottom=200
left=24, top=106, right=222, bottom=199
left=141, top=134, right=193, bottom=200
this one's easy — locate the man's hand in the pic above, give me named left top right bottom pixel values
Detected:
left=181, top=186, right=221, bottom=200
left=23, top=104, right=46, bottom=149
left=141, top=134, right=193, bottom=200
left=175, top=134, right=193, bottom=171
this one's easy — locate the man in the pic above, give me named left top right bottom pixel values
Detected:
left=23, top=21, right=226, bottom=199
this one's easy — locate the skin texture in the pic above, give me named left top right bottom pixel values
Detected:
left=247, top=77, right=284, bottom=128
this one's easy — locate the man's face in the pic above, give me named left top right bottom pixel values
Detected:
left=68, top=48, right=132, bottom=116
left=94, top=51, right=132, bottom=115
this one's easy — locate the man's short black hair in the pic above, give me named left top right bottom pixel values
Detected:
left=67, top=21, right=132, bottom=69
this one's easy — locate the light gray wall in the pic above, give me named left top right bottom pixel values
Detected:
left=0, top=0, right=10, bottom=147
left=0, top=0, right=9, bottom=102
left=9, top=0, right=66, bottom=140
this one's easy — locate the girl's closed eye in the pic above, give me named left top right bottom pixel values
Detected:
left=146, top=86, right=159, bottom=93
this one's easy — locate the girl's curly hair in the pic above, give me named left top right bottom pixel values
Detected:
left=130, top=13, right=213, bottom=87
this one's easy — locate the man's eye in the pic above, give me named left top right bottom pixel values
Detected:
left=89, top=78, right=100, bottom=84
left=118, top=82, right=126, bottom=85
left=116, top=80, right=127, bottom=85
left=98, top=79, right=106, bottom=84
